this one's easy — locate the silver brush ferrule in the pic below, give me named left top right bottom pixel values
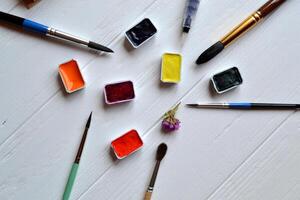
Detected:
left=47, top=27, right=89, bottom=45
left=188, top=103, right=230, bottom=108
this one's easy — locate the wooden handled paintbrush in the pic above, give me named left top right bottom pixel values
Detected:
left=144, top=143, right=168, bottom=200
left=196, top=0, right=286, bottom=64
left=62, top=112, right=92, bottom=200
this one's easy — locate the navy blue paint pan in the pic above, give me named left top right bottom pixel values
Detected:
left=125, top=18, right=157, bottom=48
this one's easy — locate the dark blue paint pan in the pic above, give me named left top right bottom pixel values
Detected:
left=125, top=18, right=157, bottom=48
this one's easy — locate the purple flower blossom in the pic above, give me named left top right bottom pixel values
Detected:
left=161, top=103, right=181, bottom=133
left=162, top=119, right=181, bottom=132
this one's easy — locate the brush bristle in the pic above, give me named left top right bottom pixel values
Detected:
left=156, top=143, right=167, bottom=161
left=86, top=112, right=92, bottom=128
left=88, top=41, right=114, bottom=53
left=196, top=41, right=224, bottom=64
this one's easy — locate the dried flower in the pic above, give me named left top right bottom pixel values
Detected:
left=161, top=102, right=181, bottom=132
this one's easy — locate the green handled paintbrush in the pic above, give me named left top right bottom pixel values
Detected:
left=63, top=112, right=92, bottom=200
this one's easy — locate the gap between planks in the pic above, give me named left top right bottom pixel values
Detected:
left=6, top=1, right=21, bottom=13
left=205, top=111, right=296, bottom=200
left=0, top=0, right=159, bottom=149
left=75, top=85, right=298, bottom=200
left=2, top=1, right=296, bottom=199
left=75, top=63, right=297, bottom=200
left=75, top=68, right=208, bottom=200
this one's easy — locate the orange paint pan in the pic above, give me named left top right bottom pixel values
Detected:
left=59, top=60, right=85, bottom=93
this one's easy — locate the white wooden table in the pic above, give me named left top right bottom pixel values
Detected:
left=1, top=0, right=300, bottom=199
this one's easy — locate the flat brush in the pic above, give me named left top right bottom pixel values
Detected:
left=0, top=11, right=113, bottom=53
left=196, top=0, right=286, bottom=64
left=186, top=103, right=300, bottom=110
left=144, top=143, right=168, bottom=200
left=63, top=112, right=92, bottom=200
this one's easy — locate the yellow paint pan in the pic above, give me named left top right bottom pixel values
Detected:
left=161, top=53, right=182, bottom=83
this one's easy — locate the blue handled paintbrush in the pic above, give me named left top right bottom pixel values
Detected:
left=186, top=103, right=300, bottom=110
left=0, top=11, right=113, bottom=52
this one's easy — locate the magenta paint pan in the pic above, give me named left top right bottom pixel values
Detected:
left=104, top=81, right=135, bottom=104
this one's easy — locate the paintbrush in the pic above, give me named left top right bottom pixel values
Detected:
left=196, top=0, right=286, bottom=64
left=144, top=143, right=168, bottom=200
left=182, top=0, right=201, bottom=33
left=62, top=112, right=92, bottom=200
left=0, top=11, right=113, bottom=53
left=186, top=103, right=300, bottom=110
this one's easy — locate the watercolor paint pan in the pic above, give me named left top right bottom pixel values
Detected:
left=211, top=67, right=243, bottom=94
left=23, top=0, right=40, bottom=8
left=111, top=129, right=144, bottom=159
left=161, top=53, right=182, bottom=83
left=59, top=60, right=85, bottom=93
left=125, top=18, right=157, bottom=48
left=104, top=81, right=135, bottom=105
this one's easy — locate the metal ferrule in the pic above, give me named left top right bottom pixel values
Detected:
left=220, top=11, right=262, bottom=47
left=147, top=187, right=153, bottom=192
left=195, top=103, right=230, bottom=108
left=47, top=27, right=89, bottom=45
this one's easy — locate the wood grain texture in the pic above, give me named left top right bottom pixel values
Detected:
left=258, top=0, right=286, bottom=17
left=0, top=0, right=20, bottom=11
left=207, top=112, right=300, bottom=200
left=0, top=0, right=158, bottom=142
left=0, top=0, right=299, bottom=200
left=144, top=191, right=153, bottom=200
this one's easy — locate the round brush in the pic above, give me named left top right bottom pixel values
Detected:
left=144, top=143, right=168, bottom=200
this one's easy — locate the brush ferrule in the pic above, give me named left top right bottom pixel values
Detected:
left=220, top=11, right=262, bottom=47
left=147, top=187, right=153, bottom=192
left=47, top=27, right=89, bottom=45
left=194, top=103, right=230, bottom=108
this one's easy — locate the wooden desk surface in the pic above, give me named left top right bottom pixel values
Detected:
left=0, top=0, right=300, bottom=199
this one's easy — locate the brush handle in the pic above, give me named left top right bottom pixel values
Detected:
left=251, top=103, right=300, bottom=109
left=0, top=11, right=48, bottom=34
left=258, top=0, right=286, bottom=17
left=144, top=191, right=152, bottom=200
left=63, top=163, right=79, bottom=200
left=220, top=0, right=286, bottom=48
left=144, top=162, right=159, bottom=200
left=149, top=161, right=160, bottom=189
left=182, top=0, right=200, bottom=32
left=0, top=12, right=112, bottom=52
left=229, top=103, right=300, bottom=109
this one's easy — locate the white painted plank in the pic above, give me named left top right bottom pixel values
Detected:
left=0, top=0, right=158, bottom=143
left=207, top=112, right=300, bottom=200
left=76, top=113, right=295, bottom=200
left=0, top=0, right=299, bottom=200
left=69, top=1, right=300, bottom=199
left=0, top=0, right=20, bottom=11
